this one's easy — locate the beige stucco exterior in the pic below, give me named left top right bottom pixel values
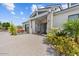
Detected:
left=53, top=6, right=79, bottom=28
left=25, top=4, right=79, bottom=34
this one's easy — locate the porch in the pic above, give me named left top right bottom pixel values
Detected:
left=29, top=12, right=53, bottom=34
left=34, top=15, right=47, bottom=34
left=29, top=13, right=48, bottom=34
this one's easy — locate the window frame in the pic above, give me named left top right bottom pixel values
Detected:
left=68, top=14, right=79, bottom=20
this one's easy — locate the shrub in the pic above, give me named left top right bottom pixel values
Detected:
left=8, top=24, right=17, bottom=35
left=63, top=19, right=79, bottom=43
left=56, top=30, right=67, bottom=36
left=44, top=29, right=79, bottom=56
left=44, top=19, right=79, bottom=55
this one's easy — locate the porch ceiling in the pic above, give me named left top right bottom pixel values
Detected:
left=35, top=15, right=47, bottom=24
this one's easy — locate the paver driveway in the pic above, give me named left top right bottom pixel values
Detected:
left=0, top=31, right=57, bottom=56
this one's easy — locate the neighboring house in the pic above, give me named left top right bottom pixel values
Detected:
left=23, top=3, right=79, bottom=34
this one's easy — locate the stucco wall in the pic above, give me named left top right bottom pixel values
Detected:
left=53, top=7, right=79, bottom=28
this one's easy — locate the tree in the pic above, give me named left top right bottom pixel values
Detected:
left=63, top=19, right=79, bottom=43
left=2, top=22, right=10, bottom=30
left=0, top=22, right=2, bottom=29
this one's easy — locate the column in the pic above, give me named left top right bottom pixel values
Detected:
left=32, top=20, right=36, bottom=33
left=29, top=20, right=32, bottom=33
left=47, top=11, right=53, bottom=33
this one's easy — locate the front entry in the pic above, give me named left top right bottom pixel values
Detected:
left=40, top=23, right=47, bottom=34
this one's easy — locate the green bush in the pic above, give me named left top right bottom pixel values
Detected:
left=44, top=19, right=79, bottom=56
left=8, top=24, right=17, bottom=35
left=63, top=19, right=79, bottom=43
left=44, top=29, right=79, bottom=56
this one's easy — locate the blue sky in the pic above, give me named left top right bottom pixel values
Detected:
left=0, top=3, right=67, bottom=25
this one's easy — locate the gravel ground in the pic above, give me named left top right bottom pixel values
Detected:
left=0, top=31, right=57, bottom=56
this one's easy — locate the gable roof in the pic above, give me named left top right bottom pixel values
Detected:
left=23, top=4, right=79, bottom=24
left=30, top=5, right=63, bottom=18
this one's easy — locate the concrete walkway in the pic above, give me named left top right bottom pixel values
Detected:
left=0, top=32, right=57, bottom=56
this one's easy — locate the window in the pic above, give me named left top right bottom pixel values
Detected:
left=68, top=3, right=79, bottom=8
left=71, top=3, right=78, bottom=6
left=68, top=14, right=79, bottom=20
left=38, top=11, right=47, bottom=15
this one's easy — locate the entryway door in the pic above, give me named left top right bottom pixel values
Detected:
left=40, top=23, right=47, bottom=34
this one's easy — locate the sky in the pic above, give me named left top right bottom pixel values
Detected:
left=0, top=3, right=67, bottom=25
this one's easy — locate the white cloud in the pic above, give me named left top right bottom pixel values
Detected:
left=2, top=3, right=15, bottom=11
left=37, top=5, right=44, bottom=8
left=20, top=11, right=24, bottom=15
left=31, top=4, right=37, bottom=12
left=11, top=11, right=15, bottom=15
left=62, top=4, right=68, bottom=9
left=2, top=3, right=16, bottom=15
left=31, top=4, right=45, bottom=12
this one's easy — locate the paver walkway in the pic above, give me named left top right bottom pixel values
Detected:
left=0, top=32, right=57, bottom=56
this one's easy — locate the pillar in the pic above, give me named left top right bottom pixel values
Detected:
left=29, top=20, right=36, bottom=34
left=29, top=20, right=32, bottom=33
left=47, top=11, right=53, bottom=33
left=32, top=20, right=36, bottom=33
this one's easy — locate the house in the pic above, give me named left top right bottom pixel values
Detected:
left=23, top=3, right=79, bottom=34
